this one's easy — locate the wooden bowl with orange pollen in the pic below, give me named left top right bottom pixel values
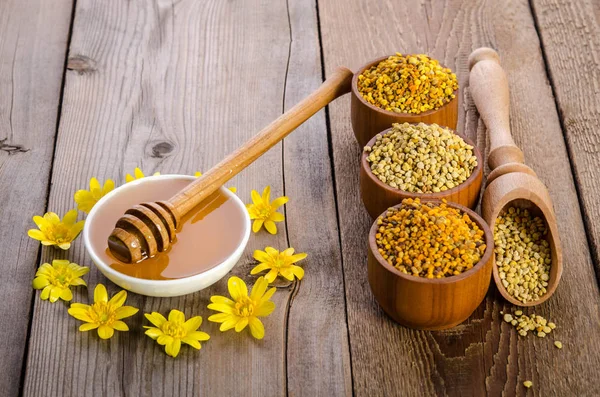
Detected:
left=351, top=54, right=459, bottom=147
left=367, top=198, right=493, bottom=330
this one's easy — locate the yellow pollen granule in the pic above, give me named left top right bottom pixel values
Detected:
left=375, top=198, right=486, bottom=278
left=357, top=53, right=458, bottom=115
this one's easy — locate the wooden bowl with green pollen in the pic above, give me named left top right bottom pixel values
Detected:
left=351, top=55, right=459, bottom=147
left=367, top=200, right=494, bottom=330
left=360, top=127, right=483, bottom=219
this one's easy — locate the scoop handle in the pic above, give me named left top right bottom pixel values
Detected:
left=468, top=48, right=524, bottom=170
left=169, top=66, right=354, bottom=217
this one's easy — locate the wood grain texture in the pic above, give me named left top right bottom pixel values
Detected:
left=21, top=0, right=350, bottom=395
left=283, top=0, right=352, bottom=395
left=318, top=0, right=600, bottom=395
left=0, top=1, right=73, bottom=395
left=530, top=0, right=600, bottom=277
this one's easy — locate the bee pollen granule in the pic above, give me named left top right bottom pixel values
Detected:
left=374, top=198, right=486, bottom=278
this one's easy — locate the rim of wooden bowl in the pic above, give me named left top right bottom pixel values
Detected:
left=361, top=126, right=483, bottom=201
left=351, top=55, right=459, bottom=118
left=368, top=199, right=494, bottom=284
left=488, top=200, right=562, bottom=307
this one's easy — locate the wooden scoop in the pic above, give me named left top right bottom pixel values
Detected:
left=108, top=66, right=354, bottom=263
left=468, top=48, right=563, bottom=306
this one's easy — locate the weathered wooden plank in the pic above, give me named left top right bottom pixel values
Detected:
left=22, top=0, right=349, bottom=395
left=283, top=0, right=352, bottom=395
left=0, top=1, right=73, bottom=396
left=318, top=0, right=600, bottom=395
left=530, top=0, right=600, bottom=277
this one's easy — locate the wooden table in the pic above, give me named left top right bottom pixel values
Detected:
left=1, top=0, right=599, bottom=395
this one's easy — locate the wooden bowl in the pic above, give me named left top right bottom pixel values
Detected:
left=360, top=127, right=483, bottom=219
left=367, top=200, right=494, bottom=330
left=351, top=55, right=459, bottom=147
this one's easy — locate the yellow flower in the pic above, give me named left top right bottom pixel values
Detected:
left=251, top=247, right=307, bottom=283
left=144, top=310, right=210, bottom=358
left=68, top=284, right=138, bottom=339
left=125, top=167, right=160, bottom=183
left=74, top=177, right=115, bottom=213
left=32, top=259, right=89, bottom=302
left=27, top=209, right=85, bottom=250
left=208, top=276, right=276, bottom=339
left=194, top=171, right=237, bottom=193
left=246, top=186, right=288, bottom=234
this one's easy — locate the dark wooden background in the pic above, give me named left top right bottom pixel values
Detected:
left=1, top=0, right=599, bottom=396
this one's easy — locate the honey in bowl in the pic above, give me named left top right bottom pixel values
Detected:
left=87, top=177, right=247, bottom=280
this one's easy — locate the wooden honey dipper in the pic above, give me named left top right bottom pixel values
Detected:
left=469, top=48, right=563, bottom=306
left=108, top=66, right=354, bottom=263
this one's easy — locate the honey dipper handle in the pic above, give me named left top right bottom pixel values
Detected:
left=169, top=66, right=354, bottom=217
left=468, top=48, right=525, bottom=170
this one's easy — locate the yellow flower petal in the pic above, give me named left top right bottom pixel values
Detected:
left=210, top=296, right=234, bottom=305
left=227, top=277, right=248, bottom=301
left=253, top=249, right=269, bottom=262
left=166, top=339, right=181, bottom=358
left=102, top=179, right=115, bottom=195
left=265, top=246, right=279, bottom=256
left=282, top=247, right=295, bottom=256
left=44, top=212, right=61, bottom=224
left=89, top=177, right=100, bottom=191
left=94, top=284, right=108, bottom=303
left=40, top=286, right=51, bottom=300
left=145, top=312, right=167, bottom=327
left=32, top=215, right=46, bottom=229
left=220, top=318, right=238, bottom=332
left=134, top=168, right=144, bottom=179
left=98, top=325, right=114, bottom=339
left=235, top=317, right=248, bottom=332
left=27, top=229, right=46, bottom=241
left=63, top=209, right=78, bottom=225
left=49, top=286, right=62, bottom=303
left=208, top=313, right=232, bottom=323
left=264, top=220, right=277, bottom=234
left=207, top=303, right=234, bottom=314
left=144, top=328, right=163, bottom=339
left=115, top=306, right=139, bottom=319
left=265, top=269, right=279, bottom=283
left=32, top=277, right=50, bottom=290
left=279, top=268, right=294, bottom=280
left=290, top=265, right=305, bottom=280
left=182, top=337, right=201, bottom=349
left=259, top=287, right=277, bottom=305
left=261, top=186, right=271, bottom=203
left=194, top=171, right=203, bottom=177
left=250, top=263, right=270, bottom=275
left=250, top=276, right=269, bottom=301
left=57, top=242, right=71, bottom=250
left=228, top=187, right=237, bottom=193
left=248, top=317, right=265, bottom=339
left=157, top=334, right=173, bottom=346
left=68, top=307, right=94, bottom=322
left=252, top=219, right=264, bottom=233
left=108, top=290, right=127, bottom=308
left=112, top=321, right=129, bottom=331
left=183, top=316, right=202, bottom=332
left=79, top=323, right=99, bottom=332
left=60, top=288, right=73, bottom=301
left=270, top=212, right=285, bottom=222
left=168, top=309, right=185, bottom=324
left=255, top=300, right=276, bottom=317
left=271, top=196, right=289, bottom=209
left=187, top=331, right=210, bottom=341
left=251, top=190, right=262, bottom=205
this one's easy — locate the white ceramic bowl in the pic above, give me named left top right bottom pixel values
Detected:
left=83, top=174, right=251, bottom=297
